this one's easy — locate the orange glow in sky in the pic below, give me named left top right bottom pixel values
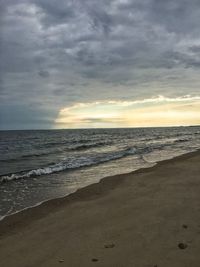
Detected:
left=55, top=95, right=200, bottom=128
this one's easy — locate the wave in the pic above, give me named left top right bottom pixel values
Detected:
left=174, top=138, right=190, bottom=143
left=68, top=141, right=112, bottom=150
left=0, top=134, right=196, bottom=184
left=0, top=147, right=137, bottom=183
left=33, top=138, right=109, bottom=149
left=0, top=150, right=61, bottom=163
left=0, top=141, right=112, bottom=163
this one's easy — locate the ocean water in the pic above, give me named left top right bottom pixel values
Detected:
left=0, top=126, right=200, bottom=219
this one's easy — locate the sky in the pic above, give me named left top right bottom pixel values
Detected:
left=0, top=0, right=200, bottom=129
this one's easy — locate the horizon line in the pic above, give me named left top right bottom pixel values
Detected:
left=1, top=124, right=200, bottom=131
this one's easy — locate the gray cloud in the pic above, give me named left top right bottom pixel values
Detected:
left=1, top=0, right=200, bottom=129
left=38, top=70, right=50, bottom=77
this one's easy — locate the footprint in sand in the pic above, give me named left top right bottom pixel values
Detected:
left=178, top=242, right=188, bottom=249
left=104, top=243, right=115, bottom=248
left=92, top=258, right=99, bottom=262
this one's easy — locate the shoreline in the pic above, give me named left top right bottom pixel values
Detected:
left=0, top=148, right=200, bottom=266
left=0, top=149, right=198, bottom=223
left=0, top=149, right=199, bottom=235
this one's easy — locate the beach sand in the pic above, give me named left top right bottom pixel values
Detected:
left=0, top=151, right=200, bottom=267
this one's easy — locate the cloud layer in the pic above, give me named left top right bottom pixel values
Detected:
left=1, top=0, right=200, bottom=129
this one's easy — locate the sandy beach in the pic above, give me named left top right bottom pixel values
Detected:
left=0, top=150, right=200, bottom=267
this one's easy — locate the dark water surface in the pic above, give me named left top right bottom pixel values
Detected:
left=0, top=127, right=200, bottom=219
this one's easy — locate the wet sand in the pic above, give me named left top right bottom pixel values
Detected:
left=0, top=150, right=200, bottom=267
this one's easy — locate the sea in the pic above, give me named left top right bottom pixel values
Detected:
left=0, top=126, right=200, bottom=220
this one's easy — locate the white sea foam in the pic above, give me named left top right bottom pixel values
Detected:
left=0, top=147, right=138, bottom=183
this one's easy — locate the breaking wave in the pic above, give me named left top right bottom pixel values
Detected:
left=0, top=147, right=137, bottom=183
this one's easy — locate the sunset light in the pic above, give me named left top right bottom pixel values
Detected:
left=55, top=95, right=200, bottom=128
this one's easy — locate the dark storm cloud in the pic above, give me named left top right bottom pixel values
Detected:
left=38, top=70, right=50, bottom=78
left=189, top=45, right=200, bottom=53
left=1, top=0, right=200, bottom=129
left=33, top=0, right=76, bottom=28
left=0, top=102, right=55, bottom=130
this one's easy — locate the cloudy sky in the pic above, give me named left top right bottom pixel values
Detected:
left=0, top=0, right=200, bottom=129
